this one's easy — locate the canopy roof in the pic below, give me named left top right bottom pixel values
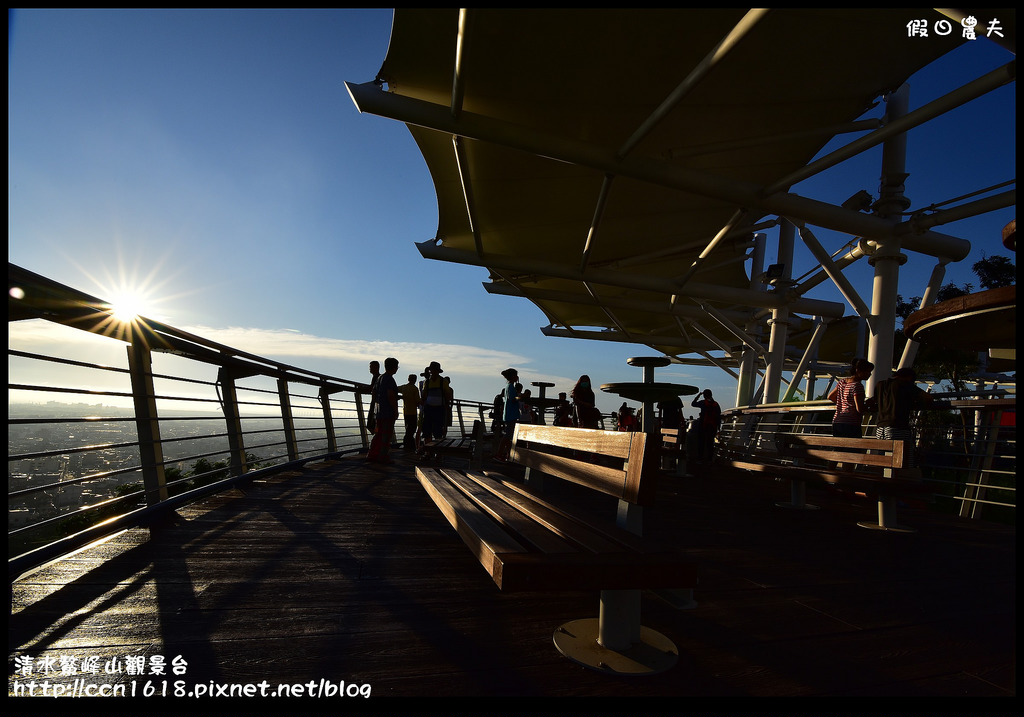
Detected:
left=347, top=9, right=1014, bottom=394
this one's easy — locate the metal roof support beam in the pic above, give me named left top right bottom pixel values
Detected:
left=664, top=119, right=883, bottom=161
left=797, top=224, right=873, bottom=325
left=346, top=81, right=972, bottom=259
left=540, top=325, right=717, bottom=351
left=583, top=281, right=637, bottom=340
left=780, top=317, right=829, bottom=403
left=490, top=269, right=578, bottom=333
left=418, top=240, right=846, bottom=317
left=673, top=208, right=744, bottom=291
left=452, top=136, right=484, bottom=256
left=794, top=240, right=867, bottom=296
left=679, top=316, right=738, bottom=357
left=615, top=8, right=771, bottom=159
left=485, top=281, right=750, bottom=323
left=579, top=174, right=614, bottom=273
left=902, top=190, right=1016, bottom=234
left=763, top=61, right=1016, bottom=194
left=898, top=260, right=948, bottom=370
left=694, top=300, right=767, bottom=355
left=606, top=219, right=772, bottom=271
left=684, top=350, right=739, bottom=380
left=450, top=9, right=470, bottom=118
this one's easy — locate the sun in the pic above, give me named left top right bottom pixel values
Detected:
left=109, top=289, right=149, bottom=323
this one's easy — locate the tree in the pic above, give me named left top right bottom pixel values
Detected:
left=889, top=254, right=1015, bottom=392
left=971, top=254, right=1015, bottom=289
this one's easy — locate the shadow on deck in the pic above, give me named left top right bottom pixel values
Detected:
left=9, top=448, right=1016, bottom=707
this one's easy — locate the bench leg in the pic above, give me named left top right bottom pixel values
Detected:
left=857, top=495, right=916, bottom=532
left=775, top=479, right=820, bottom=510
left=551, top=590, right=679, bottom=675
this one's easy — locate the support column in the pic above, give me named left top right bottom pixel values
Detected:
left=867, top=84, right=912, bottom=395
left=278, top=378, right=299, bottom=462
left=737, top=233, right=767, bottom=407
left=127, top=342, right=168, bottom=506
left=319, top=385, right=338, bottom=454
left=763, top=221, right=795, bottom=404
left=219, top=368, right=249, bottom=478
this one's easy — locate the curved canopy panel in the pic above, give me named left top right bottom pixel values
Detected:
left=347, top=9, right=1012, bottom=390
left=904, top=285, right=1016, bottom=353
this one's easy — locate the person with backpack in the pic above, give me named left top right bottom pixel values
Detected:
left=495, top=368, right=521, bottom=462
left=419, top=361, right=448, bottom=443
left=691, top=389, right=722, bottom=463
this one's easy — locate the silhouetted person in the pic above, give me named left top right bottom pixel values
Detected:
left=869, top=367, right=933, bottom=467
left=396, top=373, right=420, bottom=450
left=691, top=389, right=721, bottom=462
left=367, top=357, right=399, bottom=465
left=829, top=358, right=873, bottom=438
left=571, top=375, right=599, bottom=428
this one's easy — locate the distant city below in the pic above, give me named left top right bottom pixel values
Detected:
left=8, top=401, right=355, bottom=530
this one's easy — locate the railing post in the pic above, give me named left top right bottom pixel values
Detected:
left=278, top=378, right=299, bottom=462
left=127, top=341, right=168, bottom=506
left=320, top=385, right=338, bottom=454
left=218, top=368, right=249, bottom=477
left=355, top=391, right=370, bottom=450
left=961, top=405, right=1002, bottom=520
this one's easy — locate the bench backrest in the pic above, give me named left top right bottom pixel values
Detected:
left=779, top=434, right=906, bottom=469
left=660, top=426, right=684, bottom=448
left=509, top=424, right=654, bottom=505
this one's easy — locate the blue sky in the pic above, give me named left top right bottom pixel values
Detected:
left=8, top=9, right=1016, bottom=413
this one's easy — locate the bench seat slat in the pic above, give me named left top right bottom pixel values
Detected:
left=439, top=469, right=582, bottom=554
left=416, top=425, right=698, bottom=596
left=416, top=467, right=529, bottom=584
left=495, top=552, right=697, bottom=593
left=779, top=465, right=931, bottom=494
left=446, top=469, right=646, bottom=555
left=787, top=448, right=900, bottom=467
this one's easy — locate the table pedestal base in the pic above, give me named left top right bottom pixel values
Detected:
left=553, top=619, right=678, bottom=675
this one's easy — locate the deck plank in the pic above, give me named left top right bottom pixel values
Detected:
left=9, top=452, right=1015, bottom=700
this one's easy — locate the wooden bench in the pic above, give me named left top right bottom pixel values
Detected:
left=418, top=419, right=487, bottom=468
left=725, top=432, right=932, bottom=532
left=659, top=426, right=688, bottom=476
left=415, top=423, right=697, bottom=675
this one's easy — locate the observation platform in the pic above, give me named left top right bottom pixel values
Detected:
left=9, top=450, right=1015, bottom=704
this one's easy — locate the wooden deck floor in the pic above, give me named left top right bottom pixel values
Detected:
left=9, top=449, right=1016, bottom=707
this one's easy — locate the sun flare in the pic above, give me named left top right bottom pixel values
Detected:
left=110, top=291, right=147, bottom=322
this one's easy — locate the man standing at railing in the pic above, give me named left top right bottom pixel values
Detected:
left=366, top=360, right=380, bottom=434
left=870, top=367, right=933, bottom=468
left=396, top=374, right=420, bottom=451
left=367, top=357, right=400, bottom=465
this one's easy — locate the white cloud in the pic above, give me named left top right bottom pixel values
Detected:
left=180, top=325, right=532, bottom=379
left=8, top=319, right=583, bottom=407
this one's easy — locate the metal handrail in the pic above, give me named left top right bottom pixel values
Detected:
left=717, top=399, right=1016, bottom=522
left=7, top=262, right=496, bottom=578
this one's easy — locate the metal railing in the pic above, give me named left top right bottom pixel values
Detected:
left=717, top=398, right=1015, bottom=523
left=7, top=263, right=492, bottom=579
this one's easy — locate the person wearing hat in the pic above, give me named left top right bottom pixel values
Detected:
left=419, top=361, right=448, bottom=444
left=868, top=367, right=933, bottom=468
left=496, top=368, right=520, bottom=461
